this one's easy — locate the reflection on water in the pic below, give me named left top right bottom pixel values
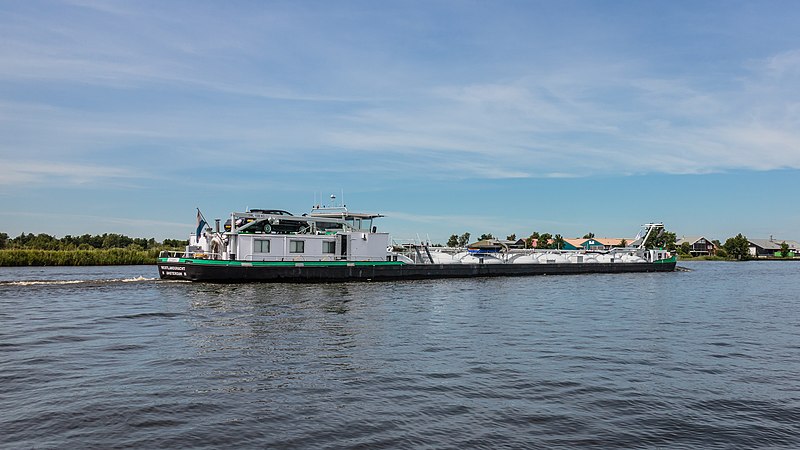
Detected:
left=183, top=283, right=369, bottom=387
left=1, top=263, right=799, bottom=448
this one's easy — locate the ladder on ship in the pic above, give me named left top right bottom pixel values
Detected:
left=413, top=244, right=435, bottom=264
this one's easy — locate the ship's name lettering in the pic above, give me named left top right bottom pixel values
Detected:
left=161, top=266, right=185, bottom=271
left=163, top=270, right=185, bottom=276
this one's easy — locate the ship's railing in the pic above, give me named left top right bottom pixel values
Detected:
left=236, top=254, right=348, bottom=262
left=392, top=243, right=436, bottom=264
left=158, top=250, right=224, bottom=260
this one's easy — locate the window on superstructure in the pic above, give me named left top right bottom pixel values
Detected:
left=323, top=240, right=335, bottom=254
left=290, top=240, right=305, bottom=253
left=254, top=239, right=270, bottom=253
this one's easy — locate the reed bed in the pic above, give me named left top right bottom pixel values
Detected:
left=0, top=249, right=162, bottom=266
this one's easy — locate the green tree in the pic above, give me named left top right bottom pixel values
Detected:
left=163, top=238, right=188, bottom=248
left=723, top=233, right=750, bottom=260
left=133, top=238, right=150, bottom=249
left=60, top=235, right=77, bottom=249
left=457, top=232, right=471, bottom=247
left=619, top=239, right=628, bottom=248
left=0, top=232, right=7, bottom=249
left=553, top=234, right=565, bottom=250
left=644, top=230, right=677, bottom=251
left=29, top=233, right=60, bottom=250
left=75, top=233, right=102, bottom=248
left=479, top=233, right=494, bottom=241
left=447, top=234, right=459, bottom=248
left=679, top=242, right=692, bottom=256
left=102, top=233, right=133, bottom=249
left=582, top=232, right=595, bottom=239
left=780, top=241, right=790, bottom=258
left=506, top=233, right=516, bottom=241
left=12, top=232, right=31, bottom=247
left=538, top=233, right=552, bottom=249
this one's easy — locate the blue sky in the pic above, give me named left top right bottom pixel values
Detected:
left=1, top=0, right=799, bottom=243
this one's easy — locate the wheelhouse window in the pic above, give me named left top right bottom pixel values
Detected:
left=254, top=239, right=270, bottom=253
left=289, top=240, right=305, bottom=253
left=323, top=240, right=335, bottom=254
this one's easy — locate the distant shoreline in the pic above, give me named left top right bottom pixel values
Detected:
left=678, top=256, right=799, bottom=262
left=0, top=249, right=168, bottom=267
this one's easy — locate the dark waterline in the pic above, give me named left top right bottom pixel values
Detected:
left=1, top=262, right=799, bottom=448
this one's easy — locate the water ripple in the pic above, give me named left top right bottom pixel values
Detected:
left=1, top=263, right=800, bottom=448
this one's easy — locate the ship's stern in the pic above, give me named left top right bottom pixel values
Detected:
left=157, top=258, right=191, bottom=280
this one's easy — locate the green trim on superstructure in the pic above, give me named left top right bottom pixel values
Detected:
left=158, top=257, right=406, bottom=267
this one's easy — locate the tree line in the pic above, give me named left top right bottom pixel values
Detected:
left=0, top=232, right=187, bottom=251
left=0, top=232, right=188, bottom=266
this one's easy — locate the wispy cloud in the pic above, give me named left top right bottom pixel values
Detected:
left=0, top=161, right=143, bottom=186
left=763, top=49, right=800, bottom=76
left=4, top=210, right=188, bottom=229
left=1, top=3, right=800, bottom=185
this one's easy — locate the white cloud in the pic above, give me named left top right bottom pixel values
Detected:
left=0, top=161, right=143, bottom=186
left=2, top=1, right=800, bottom=189
left=764, top=49, right=800, bottom=76
left=4, top=210, right=188, bottom=229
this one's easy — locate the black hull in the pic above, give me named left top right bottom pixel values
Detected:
left=158, top=261, right=677, bottom=283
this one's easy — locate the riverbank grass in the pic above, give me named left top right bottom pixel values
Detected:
left=0, top=249, right=162, bottom=266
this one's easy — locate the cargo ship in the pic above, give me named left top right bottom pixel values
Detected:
left=157, top=202, right=676, bottom=282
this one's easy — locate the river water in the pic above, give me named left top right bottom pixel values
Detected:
left=1, top=262, right=799, bottom=448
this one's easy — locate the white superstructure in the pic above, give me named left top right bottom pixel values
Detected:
left=188, top=205, right=391, bottom=263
